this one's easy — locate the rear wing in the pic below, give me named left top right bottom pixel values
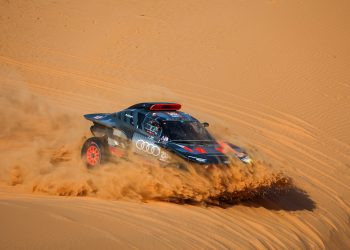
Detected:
left=84, top=113, right=115, bottom=128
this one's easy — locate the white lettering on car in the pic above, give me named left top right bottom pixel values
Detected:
left=94, top=115, right=104, bottom=119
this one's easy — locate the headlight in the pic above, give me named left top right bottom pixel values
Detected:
left=241, top=156, right=253, bottom=164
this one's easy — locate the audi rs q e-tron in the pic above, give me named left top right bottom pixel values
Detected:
left=81, top=102, right=252, bottom=168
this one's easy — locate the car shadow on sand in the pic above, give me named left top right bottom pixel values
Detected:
left=222, top=186, right=316, bottom=211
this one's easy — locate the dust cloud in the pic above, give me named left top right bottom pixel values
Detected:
left=0, top=88, right=292, bottom=204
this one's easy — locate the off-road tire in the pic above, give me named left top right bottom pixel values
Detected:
left=81, top=137, right=110, bottom=168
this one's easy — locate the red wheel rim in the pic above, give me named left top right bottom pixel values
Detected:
left=86, top=145, right=100, bottom=166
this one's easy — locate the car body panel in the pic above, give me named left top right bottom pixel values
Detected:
left=83, top=102, right=252, bottom=166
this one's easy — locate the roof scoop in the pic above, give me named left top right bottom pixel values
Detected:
left=149, top=103, right=181, bottom=111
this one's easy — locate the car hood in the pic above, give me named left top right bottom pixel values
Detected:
left=166, top=141, right=230, bottom=164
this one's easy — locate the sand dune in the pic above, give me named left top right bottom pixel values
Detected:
left=1, top=0, right=350, bottom=249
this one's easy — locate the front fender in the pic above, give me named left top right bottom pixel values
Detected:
left=219, top=141, right=253, bottom=165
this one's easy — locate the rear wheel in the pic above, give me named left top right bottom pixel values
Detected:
left=81, top=137, right=109, bottom=168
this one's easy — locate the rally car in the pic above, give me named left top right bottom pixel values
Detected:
left=81, top=102, right=252, bottom=168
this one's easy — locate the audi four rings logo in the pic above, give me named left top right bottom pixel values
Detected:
left=136, top=140, right=161, bottom=156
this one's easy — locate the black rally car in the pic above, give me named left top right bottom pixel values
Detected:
left=81, top=102, right=252, bottom=168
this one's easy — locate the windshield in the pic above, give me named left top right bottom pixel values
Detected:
left=161, top=121, right=214, bottom=142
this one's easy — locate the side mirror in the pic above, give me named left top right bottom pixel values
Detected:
left=202, top=122, right=209, bottom=127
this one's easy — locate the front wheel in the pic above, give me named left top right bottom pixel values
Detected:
left=81, top=137, right=109, bottom=168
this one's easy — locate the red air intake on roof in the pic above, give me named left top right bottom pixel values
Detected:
left=149, top=103, right=181, bottom=111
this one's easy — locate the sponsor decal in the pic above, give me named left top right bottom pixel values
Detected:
left=136, top=139, right=161, bottom=157
left=167, top=112, right=180, bottom=117
left=160, top=136, right=169, bottom=142
left=160, top=151, right=170, bottom=161
left=94, top=115, right=104, bottom=119
left=188, top=156, right=207, bottom=163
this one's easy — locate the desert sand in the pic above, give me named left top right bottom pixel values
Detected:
left=0, top=0, right=350, bottom=249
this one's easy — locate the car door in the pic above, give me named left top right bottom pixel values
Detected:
left=131, top=116, right=162, bottom=158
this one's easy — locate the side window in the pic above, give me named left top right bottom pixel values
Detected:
left=116, top=112, right=123, bottom=120
left=143, top=118, right=162, bottom=137
left=126, top=111, right=134, bottom=126
left=123, top=112, right=128, bottom=123
left=118, top=111, right=134, bottom=125
left=137, top=112, right=145, bottom=129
